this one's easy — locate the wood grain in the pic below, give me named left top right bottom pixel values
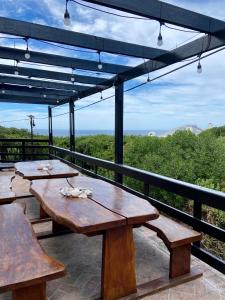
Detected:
left=102, top=225, right=137, bottom=300
left=15, top=160, right=79, bottom=180
left=0, top=203, right=66, bottom=293
left=65, top=177, right=159, bottom=225
left=12, top=282, right=46, bottom=300
left=145, top=215, right=202, bottom=248
left=0, top=174, right=16, bottom=204
left=31, top=179, right=126, bottom=234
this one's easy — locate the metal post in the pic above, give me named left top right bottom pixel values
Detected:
left=69, top=99, right=75, bottom=162
left=48, top=106, right=53, bottom=145
left=114, top=82, right=124, bottom=184
left=27, top=115, right=35, bottom=140
left=193, top=201, right=202, bottom=247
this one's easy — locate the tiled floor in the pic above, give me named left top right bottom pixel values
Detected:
left=0, top=171, right=224, bottom=300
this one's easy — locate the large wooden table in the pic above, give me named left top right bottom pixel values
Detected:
left=15, top=160, right=79, bottom=180
left=31, top=176, right=159, bottom=300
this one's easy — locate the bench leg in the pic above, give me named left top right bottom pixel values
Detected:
left=169, top=244, right=191, bottom=278
left=52, top=220, right=68, bottom=233
left=12, top=282, right=46, bottom=300
left=101, top=225, right=137, bottom=300
left=40, top=205, right=49, bottom=219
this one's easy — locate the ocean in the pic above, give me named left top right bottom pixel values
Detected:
left=35, top=129, right=166, bottom=137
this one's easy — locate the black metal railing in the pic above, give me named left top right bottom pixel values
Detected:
left=0, top=138, right=50, bottom=162
left=49, top=145, right=225, bottom=274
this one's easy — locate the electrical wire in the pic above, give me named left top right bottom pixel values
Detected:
left=164, top=24, right=198, bottom=33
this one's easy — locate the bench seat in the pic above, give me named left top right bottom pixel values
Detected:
left=0, top=175, right=16, bottom=204
left=0, top=203, right=66, bottom=300
left=145, top=215, right=202, bottom=278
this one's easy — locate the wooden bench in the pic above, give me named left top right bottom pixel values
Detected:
left=0, top=203, right=66, bottom=300
left=144, top=215, right=202, bottom=278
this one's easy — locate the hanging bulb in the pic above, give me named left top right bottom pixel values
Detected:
left=14, top=68, right=19, bottom=76
left=157, top=23, right=163, bottom=47
left=57, top=100, right=59, bottom=103
left=147, top=73, right=150, bottom=82
left=64, top=0, right=71, bottom=26
left=1, top=88, right=5, bottom=94
left=98, top=51, right=103, bottom=70
left=100, top=91, right=103, bottom=100
left=28, top=85, right=32, bottom=89
left=71, top=68, right=75, bottom=82
left=14, top=60, right=19, bottom=75
left=43, top=94, right=47, bottom=98
left=197, top=59, right=202, bottom=74
left=24, top=38, right=31, bottom=59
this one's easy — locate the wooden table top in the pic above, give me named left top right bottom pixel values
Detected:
left=30, top=177, right=159, bottom=234
left=15, top=160, right=79, bottom=180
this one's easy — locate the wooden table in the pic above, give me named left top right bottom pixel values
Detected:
left=31, top=176, right=159, bottom=300
left=15, top=160, right=79, bottom=180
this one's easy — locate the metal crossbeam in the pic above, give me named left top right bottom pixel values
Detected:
left=0, top=95, right=56, bottom=105
left=0, top=17, right=168, bottom=59
left=0, top=46, right=131, bottom=74
left=83, top=0, right=225, bottom=34
left=0, top=64, right=109, bottom=85
left=0, top=75, right=92, bottom=92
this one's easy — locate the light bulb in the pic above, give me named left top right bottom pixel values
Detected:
left=25, top=50, right=30, bottom=59
left=72, top=89, right=76, bottom=93
left=71, top=76, right=75, bottom=82
left=157, top=32, right=163, bottom=46
left=1, top=89, right=5, bottom=94
left=98, top=63, right=103, bottom=70
left=57, top=100, right=59, bottom=103
left=28, top=85, right=32, bottom=89
left=14, top=68, right=19, bottom=76
left=64, top=1, right=71, bottom=26
left=197, top=61, right=202, bottom=74
left=43, top=94, right=47, bottom=98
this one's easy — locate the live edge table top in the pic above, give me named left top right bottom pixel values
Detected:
left=30, top=176, right=159, bottom=234
left=15, top=160, right=79, bottom=180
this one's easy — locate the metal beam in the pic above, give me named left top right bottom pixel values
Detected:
left=0, top=46, right=131, bottom=74
left=83, top=0, right=225, bottom=34
left=0, top=17, right=170, bottom=59
left=0, top=95, right=56, bottom=105
left=0, top=84, right=73, bottom=98
left=69, top=99, right=75, bottom=154
left=0, top=64, right=109, bottom=85
left=0, top=88, right=64, bottom=100
left=0, top=74, right=96, bottom=92
left=77, top=30, right=225, bottom=100
left=114, top=82, right=124, bottom=184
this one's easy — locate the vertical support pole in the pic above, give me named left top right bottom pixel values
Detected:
left=48, top=106, right=53, bottom=146
left=114, top=82, right=124, bottom=184
left=48, top=106, right=53, bottom=159
left=69, top=99, right=75, bottom=163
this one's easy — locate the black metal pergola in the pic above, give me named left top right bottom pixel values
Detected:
left=0, top=0, right=225, bottom=275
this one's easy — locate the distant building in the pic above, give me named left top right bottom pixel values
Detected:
left=162, top=125, right=203, bottom=137
left=147, top=131, right=156, bottom=137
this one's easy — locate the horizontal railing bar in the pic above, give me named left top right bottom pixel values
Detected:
left=50, top=146, right=225, bottom=211
left=0, top=138, right=49, bottom=142
left=0, top=145, right=49, bottom=149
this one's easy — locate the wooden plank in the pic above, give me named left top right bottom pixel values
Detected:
left=145, top=215, right=202, bottom=248
left=12, top=282, right=46, bottom=300
left=15, top=160, right=79, bottom=180
left=66, top=177, right=159, bottom=225
left=30, top=179, right=126, bottom=234
left=102, top=225, right=137, bottom=300
left=0, top=203, right=66, bottom=293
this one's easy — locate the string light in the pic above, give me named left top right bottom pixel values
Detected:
left=64, top=0, right=71, bottom=26
left=14, top=60, right=19, bottom=75
left=100, top=91, right=103, bottom=100
left=157, top=22, right=163, bottom=47
left=43, top=94, right=47, bottom=98
left=197, top=55, right=202, bottom=74
left=97, top=51, right=103, bottom=70
left=1, top=88, right=5, bottom=94
left=28, top=85, right=32, bottom=89
left=24, top=38, right=31, bottom=59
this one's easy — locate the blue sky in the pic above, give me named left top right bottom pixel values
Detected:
left=0, top=0, right=225, bottom=132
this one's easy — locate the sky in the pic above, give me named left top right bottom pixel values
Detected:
left=0, top=0, right=225, bottom=132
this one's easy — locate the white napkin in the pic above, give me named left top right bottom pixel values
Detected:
left=60, top=187, right=92, bottom=198
left=37, top=163, right=53, bottom=171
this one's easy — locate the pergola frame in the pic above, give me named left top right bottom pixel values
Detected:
left=0, top=0, right=225, bottom=183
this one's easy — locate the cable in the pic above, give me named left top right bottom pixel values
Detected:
left=0, top=118, right=29, bottom=124
left=164, top=24, right=198, bottom=33
left=38, top=40, right=97, bottom=54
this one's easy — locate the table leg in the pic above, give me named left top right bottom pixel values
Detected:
left=12, top=282, right=46, bottom=300
left=101, top=225, right=137, bottom=300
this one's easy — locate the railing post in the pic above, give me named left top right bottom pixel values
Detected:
left=69, top=99, right=75, bottom=163
left=193, top=201, right=202, bottom=247
left=22, top=140, right=25, bottom=161
left=114, top=81, right=124, bottom=184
